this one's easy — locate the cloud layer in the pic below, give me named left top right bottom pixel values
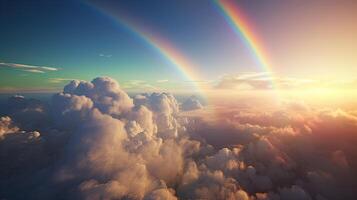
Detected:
left=216, top=72, right=357, bottom=90
left=0, top=76, right=356, bottom=200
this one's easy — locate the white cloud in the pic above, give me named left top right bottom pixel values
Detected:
left=0, top=76, right=357, bottom=199
left=23, top=69, right=45, bottom=73
left=181, top=96, right=203, bottom=111
left=0, top=116, right=19, bottom=140
left=215, top=72, right=357, bottom=90
left=157, top=79, right=169, bottom=83
left=48, top=78, right=77, bottom=83
left=0, top=62, right=60, bottom=73
left=99, top=53, right=112, bottom=58
left=122, top=80, right=161, bottom=91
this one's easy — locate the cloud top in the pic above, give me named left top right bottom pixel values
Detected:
left=0, top=76, right=356, bottom=200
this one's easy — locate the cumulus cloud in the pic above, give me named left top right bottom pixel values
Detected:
left=187, top=102, right=357, bottom=199
left=181, top=96, right=203, bottom=111
left=0, top=62, right=59, bottom=73
left=4, top=95, right=49, bottom=129
left=0, top=76, right=356, bottom=200
left=0, top=116, right=19, bottom=139
left=62, top=77, right=134, bottom=116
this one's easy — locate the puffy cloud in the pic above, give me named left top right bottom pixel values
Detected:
left=5, top=95, right=49, bottom=129
left=133, top=93, right=180, bottom=139
left=181, top=96, right=203, bottom=111
left=134, top=93, right=179, bottom=115
left=278, top=185, right=312, bottom=200
left=178, top=168, right=250, bottom=200
left=45, top=78, right=189, bottom=198
left=1, top=76, right=357, bottom=200
left=144, top=187, right=177, bottom=200
left=52, top=93, right=94, bottom=129
left=187, top=102, right=357, bottom=199
left=0, top=117, right=51, bottom=198
left=0, top=116, right=19, bottom=139
left=126, top=105, right=157, bottom=137
left=63, top=77, right=133, bottom=116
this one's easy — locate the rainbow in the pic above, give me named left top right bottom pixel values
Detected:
left=82, top=1, right=206, bottom=95
left=214, top=0, right=276, bottom=88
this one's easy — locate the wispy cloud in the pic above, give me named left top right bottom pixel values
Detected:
left=48, top=78, right=76, bottom=83
left=23, top=69, right=45, bottom=73
left=157, top=79, right=169, bottom=83
left=121, top=80, right=161, bottom=91
left=215, top=72, right=345, bottom=90
left=99, top=53, right=112, bottom=58
left=0, top=62, right=60, bottom=73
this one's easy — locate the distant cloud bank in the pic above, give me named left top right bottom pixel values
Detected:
left=216, top=72, right=357, bottom=90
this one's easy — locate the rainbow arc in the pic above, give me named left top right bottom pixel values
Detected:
left=214, top=0, right=277, bottom=89
left=83, top=1, right=206, bottom=96
left=85, top=0, right=277, bottom=96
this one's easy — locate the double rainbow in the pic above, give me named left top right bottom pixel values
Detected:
left=84, top=0, right=275, bottom=95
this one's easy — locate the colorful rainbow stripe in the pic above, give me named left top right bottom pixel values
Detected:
left=83, top=1, right=206, bottom=95
left=214, top=0, right=276, bottom=88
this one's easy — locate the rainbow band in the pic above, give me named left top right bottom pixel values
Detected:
left=214, top=0, right=276, bottom=89
left=83, top=1, right=206, bottom=96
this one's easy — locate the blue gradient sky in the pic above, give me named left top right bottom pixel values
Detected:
left=1, top=0, right=357, bottom=92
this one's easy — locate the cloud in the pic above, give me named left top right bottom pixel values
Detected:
left=122, top=80, right=161, bottom=91
left=3, top=95, right=49, bottom=129
left=62, top=77, right=134, bottom=116
left=157, top=79, right=169, bottom=83
left=215, top=72, right=320, bottom=90
left=0, top=116, right=19, bottom=140
left=181, top=96, right=203, bottom=111
left=0, top=76, right=357, bottom=199
left=23, top=69, right=45, bottom=73
left=48, top=78, right=77, bottom=83
left=0, top=62, right=60, bottom=73
left=99, top=53, right=112, bottom=58
left=215, top=72, right=357, bottom=91
left=187, top=102, right=357, bottom=199
left=216, top=72, right=274, bottom=90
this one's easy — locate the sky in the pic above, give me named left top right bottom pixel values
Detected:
left=2, top=1, right=357, bottom=199
left=1, top=0, right=357, bottom=93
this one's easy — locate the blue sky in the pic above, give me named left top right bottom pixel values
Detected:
left=1, top=0, right=357, bottom=92
left=0, top=0, right=260, bottom=92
